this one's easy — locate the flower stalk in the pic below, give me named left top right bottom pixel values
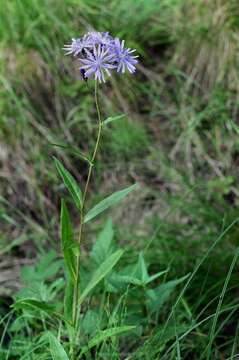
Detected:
left=71, top=80, right=103, bottom=357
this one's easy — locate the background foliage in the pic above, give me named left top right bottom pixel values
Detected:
left=1, top=0, right=239, bottom=358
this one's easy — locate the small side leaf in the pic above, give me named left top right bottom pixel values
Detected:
left=54, top=157, right=82, bottom=210
left=61, top=200, right=77, bottom=282
left=103, top=114, right=125, bottom=126
left=80, top=326, right=135, bottom=355
left=47, top=332, right=69, bottom=360
left=84, top=184, right=139, bottom=223
left=79, top=249, right=123, bottom=305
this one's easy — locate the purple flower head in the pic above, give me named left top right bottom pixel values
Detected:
left=85, top=31, right=113, bottom=47
left=112, top=38, right=138, bottom=74
left=63, top=37, right=89, bottom=56
left=63, top=31, right=138, bottom=82
left=79, top=45, right=116, bottom=83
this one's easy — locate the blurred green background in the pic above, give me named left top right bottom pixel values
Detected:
left=1, top=0, right=239, bottom=358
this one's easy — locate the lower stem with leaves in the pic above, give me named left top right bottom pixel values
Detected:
left=71, top=80, right=103, bottom=356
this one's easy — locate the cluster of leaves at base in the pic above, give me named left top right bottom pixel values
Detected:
left=1, top=220, right=188, bottom=359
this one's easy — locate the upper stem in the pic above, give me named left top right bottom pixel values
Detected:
left=82, top=81, right=102, bottom=206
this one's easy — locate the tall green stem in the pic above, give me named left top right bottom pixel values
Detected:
left=71, top=80, right=103, bottom=354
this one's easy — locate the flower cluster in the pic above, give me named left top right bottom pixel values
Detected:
left=63, top=31, right=138, bottom=83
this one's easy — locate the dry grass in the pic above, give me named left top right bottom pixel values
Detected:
left=172, top=0, right=239, bottom=99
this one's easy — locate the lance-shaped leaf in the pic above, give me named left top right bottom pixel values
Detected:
left=54, top=157, right=82, bottom=210
left=79, top=249, right=123, bottom=305
left=47, top=332, right=69, bottom=360
left=61, top=200, right=77, bottom=281
left=84, top=183, right=138, bottom=223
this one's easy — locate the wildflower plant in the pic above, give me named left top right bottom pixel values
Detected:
left=13, top=31, right=139, bottom=356
left=51, top=31, right=139, bottom=358
left=58, top=31, right=139, bottom=357
left=10, top=30, right=188, bottom=359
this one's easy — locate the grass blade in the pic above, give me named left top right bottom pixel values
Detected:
left=205, top=247, right=239, bottom=360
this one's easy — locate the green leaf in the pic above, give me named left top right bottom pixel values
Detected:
left=147, top=274, right=190, bottom=313
left=80, top=326, right=135, bottom=355
left=13, top=299, right=56, bottom=315
left=106, top=272, right=143, bottom=293
left=146, top=269, right=169, bottom=285
left=0, top=234, right=27, bottom=255
left=107, top=253, right=168, bottom=289
left=20, top=250, right=62, bottom=285
left=64, top=276, right=74, bottom=325
left=84, top=184, right=138, bottom=223
left=106, top=265, right=169, bottom=293
left=90, top=219, right=114, bottom=265
left=134, top=252, right=169, bottom=285
left=50, top=143, right=90, bottom=164
left=103, top=114, right=125, bottom=126
left=54, top=157, right=82, bottom=210
left=138, top=252, right=149, bottom=283
left=47, top=332, right=69, bottom=360
left=61, top=200, right=77, bottom=282
left=82, top=309, right=101, bottom=336
left=79, top=249, right=123, bottom=305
